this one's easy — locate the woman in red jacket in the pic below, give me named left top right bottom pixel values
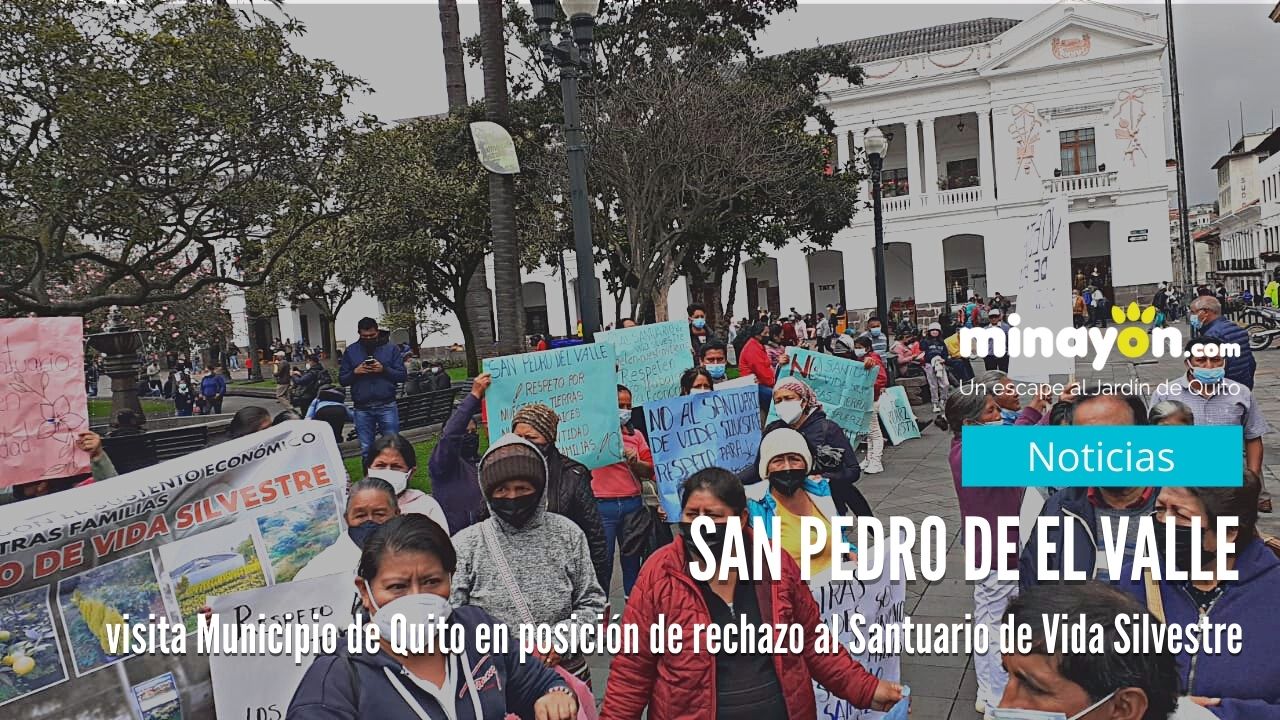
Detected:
left=737, top=323, right=785, bottom=411
left=601, top=468, right=904, bottom=720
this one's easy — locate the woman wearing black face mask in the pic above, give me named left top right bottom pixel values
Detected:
left=1116, top=474, right=1280, bottom=715
left=293, top=477, right=400, bottom=582
left=603, top=467, right=903, bottom=720
left=450, top=434, right=606, bottom=686
left=428, top=373, right=490, bottom=534
left=744, top=427, right=851, bottom=575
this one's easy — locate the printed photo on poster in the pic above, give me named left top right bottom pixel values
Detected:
left=255, top=494, right=342, bottom=584
left=131, top=672, right=182, bottom=720
left=0, top=586, right=70, bottom=707
left=157, top=522, right=268, bottom=634
left=56, top=551, right=169, bottom=677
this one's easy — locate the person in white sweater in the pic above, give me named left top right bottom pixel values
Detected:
left=365, top=432, right=449, bottom=533
left=450, top=434, right=606, bottom=685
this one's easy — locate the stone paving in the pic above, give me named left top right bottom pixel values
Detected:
left=588, top=318, right=1280, bottom=717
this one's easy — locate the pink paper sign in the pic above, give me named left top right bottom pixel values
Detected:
left=0, top=317, right=91, bottom=487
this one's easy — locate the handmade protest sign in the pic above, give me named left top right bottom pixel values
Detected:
left=1010, top=196, right=1073, bottom=381
left=769, top=348, right=877, bottom=440
left=810, top=556, right=906, bottom=720
left=595, top=320, right=691, bottom=405
left=209, top=573, right=354, bottom=720
left=0, top=421, right=346, bottom=718
left=0, top=317, right=90, bottom=487
left=877, top=386, right=920, bottom=445
left=644, top=385, right=761, bottom=519
left=484, top=343, right=623, bottom=469
left=715, top=373, right=757, bottom=390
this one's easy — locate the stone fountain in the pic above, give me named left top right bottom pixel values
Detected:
left=86, top=306, right=152, bottom=424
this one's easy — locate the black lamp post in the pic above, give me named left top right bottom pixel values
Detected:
left=864, top=127, right=891, bottom=329
left=532, top=0, right=601, bottom=341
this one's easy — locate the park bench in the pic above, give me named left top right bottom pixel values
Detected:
left=101, top=425, right=211, bottom=474
left=395, top=386, right=464, bottom=431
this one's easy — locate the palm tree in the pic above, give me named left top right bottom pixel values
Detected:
left=439, top=0, right=495, bottom=370
left=477, top=0, right=525, bottom=353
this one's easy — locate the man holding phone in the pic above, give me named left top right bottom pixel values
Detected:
left=339, top=317, right=407, bottom=465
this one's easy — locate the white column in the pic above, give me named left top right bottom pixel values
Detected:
left=905, top=120, right=922, bottom=200
left=836, top=128, right=850, bottom=172
left=977, top=109, right=995, bottom=201
left=850, top=129, right=870, bottom=205
left=922, top=117, right=939, bottom=200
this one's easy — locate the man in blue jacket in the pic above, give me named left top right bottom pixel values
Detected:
left=1189, top=295, right=1255, bottom=389
left=340, top=317, right=407, bottom=465
left=198, top=365, right=228, bottom=414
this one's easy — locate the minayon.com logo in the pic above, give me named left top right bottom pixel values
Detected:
left=958, top=302, right=1239, bottom=370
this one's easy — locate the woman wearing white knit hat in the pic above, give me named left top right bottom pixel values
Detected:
left=746, top=427, right=849, bottom=576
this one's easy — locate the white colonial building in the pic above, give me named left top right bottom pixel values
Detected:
left=236, top=0, right=1179, bottom=348
left=1203, top=127, right=1280, bottom=293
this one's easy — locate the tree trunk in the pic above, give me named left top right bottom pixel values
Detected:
left=478, top=0, right=524, bottom=353
left=438, top=0, right=468, bottom=110
left=650, top=285, right=670, bottom=322
left=454, top=301, right=481, bottom=378
left=324, top=315, right=339, bottom=363
left=724, top=253, right=743, bottom=338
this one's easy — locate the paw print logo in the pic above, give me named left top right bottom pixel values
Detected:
left=1110, top=302, right=1161, bottom=359
left=1111, top=301, right=1157, bottom=325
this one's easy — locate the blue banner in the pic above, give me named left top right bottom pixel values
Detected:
left=960, top=425, right=1244, bottom=487
left=644, top=385, right=762, bottom=520
left=769, top=348, right=878, bottom=440
left=595, top=320, right=692, bottom=405
left=483, top=344, right=623, bottom=469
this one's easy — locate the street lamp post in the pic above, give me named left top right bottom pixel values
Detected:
left=863, top=127, right=891, bottom=330
left=533, top=0, right=601, bottom=341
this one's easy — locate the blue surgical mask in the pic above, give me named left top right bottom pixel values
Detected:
left=348, top=520, right=381, bottom=549
left=705, top=363, right=726, bottom=380
left=692, top=318, right=707, bottom=329
left=990, top=691, right=1116, bottom=720
left=870, top=328, right=882, bottom=336
left=1192, top=366, right=1225, bottom=384
left=618, top=409, right=633, bottom=424
left=1189, top=314, right=1202, bottom=330
left=1000, top=408, right=1020, bottom=425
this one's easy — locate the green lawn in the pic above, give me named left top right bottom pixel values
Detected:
left=88, top=398, right=174, bottom=421
left=341, top=427, right=489, bottom=495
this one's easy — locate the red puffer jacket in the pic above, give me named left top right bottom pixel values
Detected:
left=601, top=535, right=879, bottom=720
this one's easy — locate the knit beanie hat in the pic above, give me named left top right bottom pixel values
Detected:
left=774, top=376, right=819, bottom=411
left=479, top=433, right=547, bottom=497
left=757, top=427, right=812, bottom=479
left=512, top=403, right=559, bottom=443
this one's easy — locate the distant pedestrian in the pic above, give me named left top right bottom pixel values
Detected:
left=339, top=317, right=406, bottom=466
left=199, top=365, right=227, bottom=414
left=272, top=350, right=291, bottom=405
left=167, top=370, right=195, bottom=416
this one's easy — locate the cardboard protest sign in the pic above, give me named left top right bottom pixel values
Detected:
left=595, top=320, right=692, bottom=405
left=0, top=421, right=346, bottom=718
left=484, top=344, right=623, bottom=469
left=209, top=573, right=354, bottom=720
left=644, top=385, right=762, bottom=519
left=877, top=386, right=920, bottom=445
left=0, top=317, right=91, bottom=487
left=769, top=348, right=878, bottom=440
left=810, top=557, right=906, bottom=720
left=1010, top=197, right=1073, bottom=381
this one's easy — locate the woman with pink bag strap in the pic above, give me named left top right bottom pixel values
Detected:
left=450, top=434, right=607, bottom=714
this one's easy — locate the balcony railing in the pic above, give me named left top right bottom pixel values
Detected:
left=882, top=195, right=915, bottom=214
left=1217, top=258, right=1260, bottom=272
left=1043, top=170, right=1118, bottom=195
left=935, top=186, right=982, bottom=207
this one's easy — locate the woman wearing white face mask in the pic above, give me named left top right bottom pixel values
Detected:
left=679, top=367, right=715, bottom=395
left=944, top=388, right=1024, bottom=716
left=288, top=514, right=578, bottom=720
left=367, top=433, right=449, bottom=534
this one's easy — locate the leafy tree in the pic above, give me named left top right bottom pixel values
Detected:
left=0, top=0, right=369, bottom=316
left=342, top=109, right=556, bottom=375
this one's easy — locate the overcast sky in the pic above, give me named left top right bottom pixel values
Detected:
left=265, top=2, right=1280, bottom=205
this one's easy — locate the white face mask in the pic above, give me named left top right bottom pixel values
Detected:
left=618, top=408, right=633, bottom=424
left=854, top=348, right=868, bottom=358
left=990, top=691, right=1116, bottom=720
left=367, top=467, right=411, bottom=495
left=776, top=400, right=804, bottom=424
left=363, top=580, right=453, bottom=644
left=689, top=387, right=711, bottom=395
